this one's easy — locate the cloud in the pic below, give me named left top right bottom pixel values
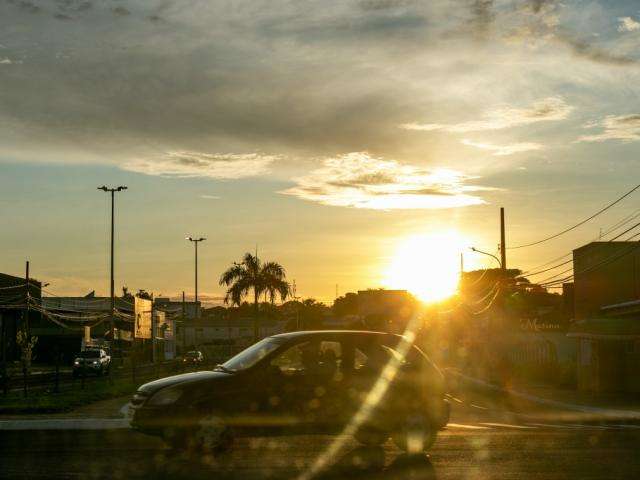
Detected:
left=280, top=152, right=489, bottom=210
left=556, top=32, right=638, bottom=66
left=461, top=139, right=543, bottom=156
left=577, top=114, right=640, bottom=142
left=618, top=16, right=640, bottom=32
left=401, top=97, right=573, bottom=133
left=122, top=151, right=278, bottom=179
left=200, top=194, right=221, bottom=200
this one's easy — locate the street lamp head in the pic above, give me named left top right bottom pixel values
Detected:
left=98, top=186, right=108, bottom=192
left=117, top=186, right=127, bottom=191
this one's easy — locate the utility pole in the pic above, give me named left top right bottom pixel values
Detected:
left=98, top=185, right=127, bottom=368
left=25, top=261, right=30, bottom=337
left=292, top=280, right=300, bottom=331
left=151, top=302, right=156, bottom=364
left=181, top=291, right=186, bottom=353
left=186, top=237, right=206, bottom=319
left=500, top=207, right=507, bottom=272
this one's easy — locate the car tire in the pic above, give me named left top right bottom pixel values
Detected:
left=187, top=414, right=234, bottom=454
left=391, top=414, right=436, bottom=453
left=354, top=426, right=389, bottom=447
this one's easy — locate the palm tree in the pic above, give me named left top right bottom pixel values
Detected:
left=219, top=252, right=290, bottom=341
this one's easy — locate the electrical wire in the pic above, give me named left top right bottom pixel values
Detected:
left=470, top=286, right=501, bottom=315
left=464, top=282, right=500, bottom=305
left=522, top=217, right=640, bottom=280
left=540, top=234, right=640, bottom=286
left=523, top=258, right=573, bottom=277
left=0, top=283, right=27, bottom=290
left=599, top=208, right=640, bottom=238
left=508, top=183, right=640, bottom=250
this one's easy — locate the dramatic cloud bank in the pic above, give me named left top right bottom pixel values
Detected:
left=578, top=115, right=640, bottom=142
left=618, top=17, right=640, bottom=32
left=401, top=97, right=573, bottom=133
left=461, top=139, right=543, bottom=156
left=280, top=152, right=489, bottom=210
left=122, top=152, right=278, bottom=179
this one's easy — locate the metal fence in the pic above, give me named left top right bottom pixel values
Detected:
left=1, top=347, right=240, bottom=395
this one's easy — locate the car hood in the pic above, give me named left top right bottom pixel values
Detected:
left=137, top=370, right=231, bottom=395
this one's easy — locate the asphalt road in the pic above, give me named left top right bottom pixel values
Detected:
left=2, top=413, right=639, bottom=480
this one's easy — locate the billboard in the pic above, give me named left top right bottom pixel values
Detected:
left=134, top=296, right=152, bottom=339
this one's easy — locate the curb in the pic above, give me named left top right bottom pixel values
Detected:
left=446, top=369, right=640, bottom=422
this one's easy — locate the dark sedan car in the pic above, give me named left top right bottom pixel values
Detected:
left=182, top=350, right=204, bottom=366
left=129, top=331, right=449, bottom=453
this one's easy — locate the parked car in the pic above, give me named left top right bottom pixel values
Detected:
left=130, top=331, right=449, bottom=453
left=73, top=349, right=111, bottom=377
left=182, top=350, right=204, bottom=366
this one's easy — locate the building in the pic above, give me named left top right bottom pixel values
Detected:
left=183, top=316, right=286, bottom=349
left=569, top=242, right=640, bottom=393
left=154, top=298, right=201, bottom=320
left=38, top=293, right=136, bottom=362
left=0, top=272, right=41, bottom=362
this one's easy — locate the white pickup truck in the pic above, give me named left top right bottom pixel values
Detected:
left=73, top=348, right=111, bottom=376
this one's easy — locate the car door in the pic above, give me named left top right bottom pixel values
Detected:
left=252, top=337, right=346, bottom=434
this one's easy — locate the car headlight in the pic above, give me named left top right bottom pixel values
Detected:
left=148, top=387, right=183, bottom=406
left=74, top=360, right=80, bottom=366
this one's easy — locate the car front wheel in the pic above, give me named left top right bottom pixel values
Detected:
left=391, top=414, right=436, bottom=453
left=185, top=414, right=234, bottom=454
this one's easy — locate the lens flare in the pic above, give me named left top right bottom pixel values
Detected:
left=384, top=231, right=468, bottom=303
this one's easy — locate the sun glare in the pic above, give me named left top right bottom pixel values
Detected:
left=384, top=231, right=468, bottom=303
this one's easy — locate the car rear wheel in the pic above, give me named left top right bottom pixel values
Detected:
left=391, top=414, right=436, bottom=453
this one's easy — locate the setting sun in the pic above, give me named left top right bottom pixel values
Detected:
left=384, top=231, right=469, bottom=303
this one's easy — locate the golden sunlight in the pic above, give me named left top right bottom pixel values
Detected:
left=383, top=231, right=469, bottom=303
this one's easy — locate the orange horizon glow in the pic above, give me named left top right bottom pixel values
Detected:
left=383, top=231, right=475, bottom=303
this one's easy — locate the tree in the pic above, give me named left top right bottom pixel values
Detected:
left=333, top=292, right=359, bottom=317
left=219, top=253, right=290, bottom=341
left=16, top=327, right=37, bottom=397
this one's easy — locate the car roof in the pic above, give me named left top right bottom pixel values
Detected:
left=269, top=330, right=401, bottom=341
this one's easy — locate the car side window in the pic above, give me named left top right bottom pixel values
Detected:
left=270, top=341, right=311, bottom=374
left=354, top=348, right=368, bottom=370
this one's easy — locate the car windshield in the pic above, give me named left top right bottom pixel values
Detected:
left=220, top=338, right=283, bottom=372
left=77, top=351, right=100, bottom=358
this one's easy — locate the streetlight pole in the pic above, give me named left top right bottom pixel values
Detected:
left=470, top=247, right=502, bottom=269
left=98, top=186, right=127, bottom=362
left=186, top=237, right=206, bottom=319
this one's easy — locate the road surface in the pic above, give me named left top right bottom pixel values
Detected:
left=1, top=402, right=639, bottom=480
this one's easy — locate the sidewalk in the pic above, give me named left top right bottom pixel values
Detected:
left=446, top=368, right=640, bottom=424
left=0, top=395, right=131, bottom=420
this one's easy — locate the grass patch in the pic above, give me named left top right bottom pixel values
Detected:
left=0, top=379, right=138, bottom=414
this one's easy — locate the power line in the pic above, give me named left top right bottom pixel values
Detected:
left=521, top=213, right=640, bottom=279
left=539, top=234, right=640, bottom=286
left=523, top=258, right=573, bottom=277
left=508, top=183, right=640, bottom=250
left=599, top=208, right=640, bottom=238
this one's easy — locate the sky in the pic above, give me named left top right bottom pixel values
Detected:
left=1, top=0, right=640, bottom=304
